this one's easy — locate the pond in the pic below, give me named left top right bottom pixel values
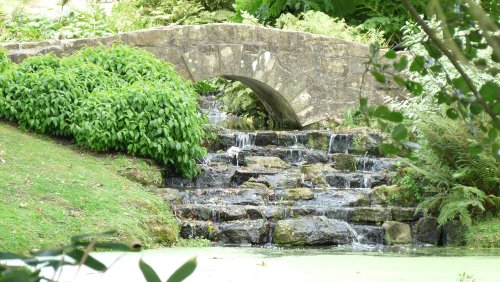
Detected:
left=44, top=246, right=500, bottom=282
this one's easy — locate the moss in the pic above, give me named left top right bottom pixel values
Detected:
left=334, top=154, right=357, bottom=171
left=370, top=185, right=420, bottom=207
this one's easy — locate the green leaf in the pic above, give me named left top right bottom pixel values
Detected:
left=409, top=56, right=425, bottom=73
left=384, top=50, right=397, bottom=59
left=139, top=259, right=162, bottom=282
left=371, top=71, right=386, bottom=83
left=468, top=145, right=483, bottom=155
left=379, top=143, right=398, bottom=155
left=446, top=108, right=459, bottom=119
left=405, top=81, right=423, bottom=96
left=424, top=43, right=442, bottom=59
left=393, top=56, right=408, bottom=72
left=469, top=102, right=483, bottom=115
left=374, top=105, right=403, bottom=122
left=167, top=257, right=197, bottom=282
left=391, top=124, right=408, bottom=141
left=479, top=81, right=500, bottom=102
left=452, top=77, right=470, bottom=95
left=66, top=249, right=107, bottom=271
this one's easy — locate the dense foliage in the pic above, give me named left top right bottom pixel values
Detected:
left=0, top=45, right=205, bottom=178
left=275, top=11, right=386, bottom=46
left=0, top=8, right=114, bottom=42
left=412, top=116, right=499, bottom=226
left=360, top=0, right=499, bottom=226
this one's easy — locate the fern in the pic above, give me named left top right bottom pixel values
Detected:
left=412, top=115, right=500, bottom=226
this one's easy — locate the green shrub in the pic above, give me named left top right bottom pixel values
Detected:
left=0, top=45, right=206, bottom=178
left=412, top=116, right=500, bottom=226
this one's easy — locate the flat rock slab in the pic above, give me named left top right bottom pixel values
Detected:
left=273, top=216, right=354, bottom=245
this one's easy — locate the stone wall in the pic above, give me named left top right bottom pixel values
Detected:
left=1, top=24, right=404, bottom=127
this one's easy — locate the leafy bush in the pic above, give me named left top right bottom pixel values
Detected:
left=0, top=45, right=206, bottom=178
left=411, top=116, right=499, bottom=226
left=275, top=11, right=386, bottom=46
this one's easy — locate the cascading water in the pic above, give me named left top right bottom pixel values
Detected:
left=289, top=134, right=303, bottom=163
left=236, top=132, right=254, bottom=148
left=327, top=134, right=336, bottom=154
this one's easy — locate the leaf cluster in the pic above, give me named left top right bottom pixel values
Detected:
left=0, top=45, right=206, bottom=178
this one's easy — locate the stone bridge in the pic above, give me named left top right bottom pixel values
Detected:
left=1, top=24, right=402, bottom=127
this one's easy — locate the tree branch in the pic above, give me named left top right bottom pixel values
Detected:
left=401, top=0, right=499, bottom=129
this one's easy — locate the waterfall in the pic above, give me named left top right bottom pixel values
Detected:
left=345, top=223, right=363, bottom=246
left=363, top=175, right=372, bottom=188
left=236, top=132, right=253, bottom=148
left=289, top=134, right=302, bottom=163
left=327, top=134, right=336, bottom=154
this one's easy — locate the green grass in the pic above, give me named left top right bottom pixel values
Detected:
left=465, top=218, right=500, bottom=248
left=0, top=122, right=179, bottom=253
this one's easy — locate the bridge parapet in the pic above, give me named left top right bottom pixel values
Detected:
left=2, top=24, right=404, bottom=127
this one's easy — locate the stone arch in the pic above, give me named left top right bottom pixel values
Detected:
left=2, top=24, right=404, bottom=127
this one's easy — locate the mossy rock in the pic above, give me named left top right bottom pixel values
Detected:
left=370, top=185, right=419, bottom=207
left=283, top=188, right=314, bottom=201
left=306, top=131, right=329, bottom=150
left=239, top=181, right=269, bottom=189
left=334, top=154, right=357, bottom=171
left=352, top=132, right=379, bottom=155
left=382, top=221, right=412, bottom=245
left=245, top=156, right=290, bottom=170
left=300, top=163, right=333, bottom=188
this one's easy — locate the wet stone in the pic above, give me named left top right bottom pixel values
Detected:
left=352, top=225, right=384, bottom=245
left=180, top=220, right=214, bottom=239
left=214, top=219, right=270, bottom=244
left=273, top=216, right=354, bottom=245
left=382, top=221, right=412, bottom=245
left=415, top=217, right=441, bottom=245
left=281, top=188, right=314, bottom=201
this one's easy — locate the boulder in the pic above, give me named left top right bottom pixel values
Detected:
left=442, top=220, right=467, bottom=246
left=352, top=225, right=385, bottom=245
left=415, top=217, right=441, bottom=245
left=214, top=219, right=270, bottom=244
left=273, top=216, right=354, bottom=245
left=382, top=221, right=412, bottom=245
left=180, top=220, right=215, bottom=239
left=283, top=188, right=314, bottom=201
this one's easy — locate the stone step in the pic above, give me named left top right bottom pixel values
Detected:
left=179, top=217, right=387, bottom=245
left=201, top=150, right=398, bottom=173
left=216, top=130, right=382, bottom=155
left=164, top=167, right=391, bottom=189
left=174, top=203, right=418, bottom=224
left=175, top=187, right=374, bottom=207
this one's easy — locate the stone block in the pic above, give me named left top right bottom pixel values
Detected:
left=383, top=221, right=412, bottom=245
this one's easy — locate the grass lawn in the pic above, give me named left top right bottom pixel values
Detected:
left=466, top=218, right=500, bottom=248
left=0, top=122, right=179, bottom=253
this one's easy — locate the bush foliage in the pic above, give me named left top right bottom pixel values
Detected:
left=0, top=45, right=205, bottom=178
